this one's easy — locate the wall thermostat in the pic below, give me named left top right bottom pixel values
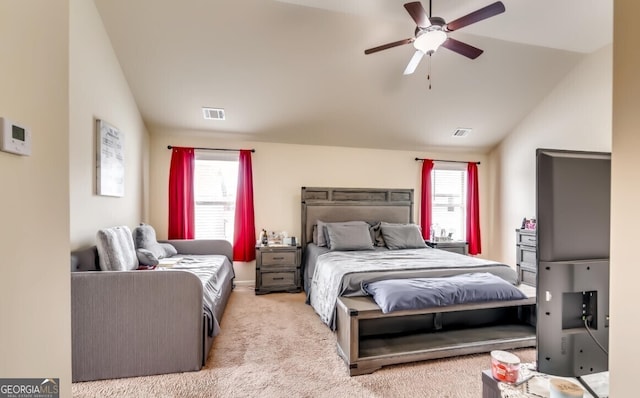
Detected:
left=0, top=117, right=32, bottom=156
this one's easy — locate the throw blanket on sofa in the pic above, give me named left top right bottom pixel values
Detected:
left=170, top=255, right=234, bottom=337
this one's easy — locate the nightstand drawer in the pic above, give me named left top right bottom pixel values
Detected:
left=518, top=247, right=536, bottom=265
left=517, top=233, right=536, bottom=246
left=261, top=271, right=296, bottom=288
left=261, top=251, right=296, bottom=266
left=520, top=268, right=536, bottom=286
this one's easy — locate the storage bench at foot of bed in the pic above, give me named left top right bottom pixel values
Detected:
left=335, top=284, right=537, bottom=376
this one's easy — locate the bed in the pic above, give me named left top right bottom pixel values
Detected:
left=301, top=187, right=536, bottom=375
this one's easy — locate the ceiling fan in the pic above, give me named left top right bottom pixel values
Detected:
left=364, top=1, right=505, bottom=75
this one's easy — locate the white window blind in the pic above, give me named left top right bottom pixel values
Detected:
left=194, top=151, right=239, bottom=241
left=431, top=163, right=467, bottom=241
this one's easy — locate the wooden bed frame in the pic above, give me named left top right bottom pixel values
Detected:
left=301, top=187, right=536, bottom=376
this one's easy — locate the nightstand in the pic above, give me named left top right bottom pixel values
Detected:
left=425, top=240, right=468, bottom=255
left=255, top=245, right=302, bottom=295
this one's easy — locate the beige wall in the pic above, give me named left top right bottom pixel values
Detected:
left=69, top=0, right=149, bottom=250
left=0, top=1, right=71, bottom=396
left=149, top=130, right=489, bottom=283
left=610, top=1, right=640, bottom=394
left=488, top=44, right=612, bottom=266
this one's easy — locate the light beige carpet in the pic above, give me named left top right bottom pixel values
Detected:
left=72, top=286, right=535, bottom=397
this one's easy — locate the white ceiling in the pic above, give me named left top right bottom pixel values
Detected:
left=94, top=0, right=612, bottom=152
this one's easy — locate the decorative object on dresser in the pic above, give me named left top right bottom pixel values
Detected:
left=425, top=240, right=468, bottom=255
left=255, top=245, right=302, bottom=294
left=516, top=228, right=536, bottom=286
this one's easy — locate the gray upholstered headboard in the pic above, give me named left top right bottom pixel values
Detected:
left=301, top=187, right=414, bottom=251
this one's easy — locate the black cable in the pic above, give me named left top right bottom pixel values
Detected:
left=576, top=376, right=601, bottom=398
left=583, top=318, right=609, bottom=356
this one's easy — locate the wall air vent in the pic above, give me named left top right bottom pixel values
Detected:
left=452, top=128, right=471, bottom=137
left=202, top=107, right=225, bottom=120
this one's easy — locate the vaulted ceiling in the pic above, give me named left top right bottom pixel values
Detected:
left=94, top=0, right=612, bottom=152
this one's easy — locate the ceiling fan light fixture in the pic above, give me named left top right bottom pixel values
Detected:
left=413, top=30, right=447, bottom=54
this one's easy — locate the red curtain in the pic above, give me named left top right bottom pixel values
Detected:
left=420, top=159, right=434, bottom=240
left=466, top=162, right=481, bottom=255
left=233, top=150, right=256, bottom=262
left=168, top=147, right=195, bottom=239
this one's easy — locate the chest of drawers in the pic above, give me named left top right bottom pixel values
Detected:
left=516, top=229, right=537, bottom=286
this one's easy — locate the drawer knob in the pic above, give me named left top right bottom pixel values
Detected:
left=273, top=256, right=285, bottom=260
left=273, top=277, right=284, bottom=280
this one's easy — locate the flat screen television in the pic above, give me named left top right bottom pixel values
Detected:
left=535, top=149, right=610, bottom=380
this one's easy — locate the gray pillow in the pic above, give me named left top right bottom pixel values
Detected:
left=136, top=248, right=159, bottom=266
left=132, top=223, right=176, bottom=259
left=315, top=220, right=329, bottom=247
left=325, top=223, right=374, bottom=251
left=380, top=222, right=428, bottom=250
left=316, top=220, right=369, bottom=247
left=96, top=226, right=139, bottom=271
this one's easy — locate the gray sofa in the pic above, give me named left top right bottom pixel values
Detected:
left=71, top=239, right=234, bottom=382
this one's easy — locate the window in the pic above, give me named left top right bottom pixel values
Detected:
left=193, top=151, right=238, bottom=241
left=431, top=163, right=467, bottom=241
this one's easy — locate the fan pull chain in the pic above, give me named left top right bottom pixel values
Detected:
left=427, top=54, right=432, bottom=90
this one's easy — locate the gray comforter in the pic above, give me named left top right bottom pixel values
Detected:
left=170, top=255, right=234, bottom=336
left=308, top=248, right=517, bottom=329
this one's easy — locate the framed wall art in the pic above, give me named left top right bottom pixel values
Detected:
left=96, top=119, right=124, bottom=197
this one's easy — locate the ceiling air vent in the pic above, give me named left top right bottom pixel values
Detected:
left=202, top=107, right=225, bottom=120
left=452, top=128, right=471, bottom=137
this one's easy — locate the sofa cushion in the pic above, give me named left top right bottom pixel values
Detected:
left=96, top=226, right=139, bottom=271
left=133, top=223, right=177, bottom=259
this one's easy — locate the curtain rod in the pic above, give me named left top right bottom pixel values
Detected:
left=415, top=157, right=480, bottom=165
left=167, top=145, right=255, bottom=153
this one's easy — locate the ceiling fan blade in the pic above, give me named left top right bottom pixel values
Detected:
left=404, top=2, right=431, bottom=28
left=441, top=38, right=484, bottom=59
left=403, top=50, right=424, bottom=75
left=364, top=38, right=413, bottom=55
left=444, top=1, right=505, bottom=32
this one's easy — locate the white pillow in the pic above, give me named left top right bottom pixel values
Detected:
left=96, top=226, right=139, bottom=271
